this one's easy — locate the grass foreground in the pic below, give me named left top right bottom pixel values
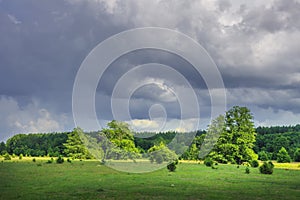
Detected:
left=0, top=158, right=300, bottom=200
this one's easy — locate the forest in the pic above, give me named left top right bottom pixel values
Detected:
left=1, top=106, right=300, bottom=163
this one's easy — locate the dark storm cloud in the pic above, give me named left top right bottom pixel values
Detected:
left=0, top=0, right=130, bottom=139
left=0, top=0, right=127, bottom=112
left=1, top=0, right=300, bottom=140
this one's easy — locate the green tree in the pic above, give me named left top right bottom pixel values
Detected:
left=258, top=151, right=269, bottom=161
left=0, top=142, right=6, bottom=155
left=103, top=120, right=134, bottom=143
left=63, top=128, right=92, bottom=159
left=200, top=115, right=225, bottom=159
left=102, top=121, right=140, bottom=160
left=294, top=148, right=300, bottom=162
left=148, top=142, right=177, bottom=163
left=277, top=147, right=291, bottom=163
left=186, top=143, right=199, bottom=160
left=211, top=106, right=257, bottom=164
left=273, top=136, right=289, bottom=157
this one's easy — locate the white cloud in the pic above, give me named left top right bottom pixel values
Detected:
left=9, top=108, right=61, bottom=133
left=129, top=117, right=208, bottom=133
left=0, top=96, right=70, bottom=141
left=131, top=119, right=159, bottom=131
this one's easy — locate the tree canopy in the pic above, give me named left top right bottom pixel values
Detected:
left=1, top=111, right=300, bottom=163
left=63, top=127, right=92, bottom=159
left=210, top=106, right=257, bottom=164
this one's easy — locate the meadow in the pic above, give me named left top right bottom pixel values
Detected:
left=0, top=158, right=300, bottom=200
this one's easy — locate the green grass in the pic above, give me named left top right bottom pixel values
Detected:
left=0, top=159, right=300, bottom=200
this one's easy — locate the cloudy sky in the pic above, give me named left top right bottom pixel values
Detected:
left=1, top=0, right=300, bottom=141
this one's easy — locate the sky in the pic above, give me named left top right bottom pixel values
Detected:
left=0, top=0, right=300, bottom=141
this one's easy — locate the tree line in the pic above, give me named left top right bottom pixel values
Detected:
left=1, top=106, right=300, bottom=163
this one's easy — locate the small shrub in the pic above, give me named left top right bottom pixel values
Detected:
left=46, top=158, right=54, bottom=164
left=32, top=158, right=36, bottom=162
left=167, top=162, right=177, bottom=172
left=4, top=153, right=11, bottom=160
left=211, top=163, right=218, bottom=170
left=242, top=162, right=250, bottom=167
left=19, top=154, right=23, bottom=160
left=173, top=159, right=179, bottom=165
left=67, top=158, right=72, bottom=163
left=245, top=167, right=250, bottom=174
left=56, top=156, right=64, bottom=164
left=204, top=158, right=214, bottom=167
left=251, top=160, right=259, bottom=168
left=259, top=161, right=274, bottom=174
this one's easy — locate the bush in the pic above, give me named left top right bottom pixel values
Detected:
left=211, top=163, right=218, bottom=170
left=204, top=157, right=214, bottom=167
left=46, top=158, right=54, bottom=164
left=32, top=158, right=36, bottom=162
left=210, top=153, right=228, bottom=164
left=277, top=147, right=291, bottom=163
left=56, top=156, right=64, bottom=164
left=259, top=161, right=274, bottom=174
left=167, top=162, right=177, bottom=172
left=173, top=159, right=179, bottom=165
left=251, top=160, right=259, bottom=168
left=245, top=167, right=250, bottom=174
left=242, top=162, right=250, bottom=167
left=258, top=151, right=269, bottom=161
left=148, top=143, right=177, bottom=164
left=4, top=153, right=11, bottom=160
left=19, top=154, right=23, bottom=160
left=67, top=158, right=72, bottom=163
left=294, top=148, right=300, bottom=162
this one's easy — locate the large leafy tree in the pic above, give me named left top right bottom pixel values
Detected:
left=103, top=120, right=134, bottom=143
left=102, top=120, right=140, bottom=159
left=211, top=106, right=257, bottom=164
left=199, top=115, right=225, bottom=159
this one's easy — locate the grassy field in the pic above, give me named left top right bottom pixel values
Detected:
left=0, top=158, right=300, bottom=200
